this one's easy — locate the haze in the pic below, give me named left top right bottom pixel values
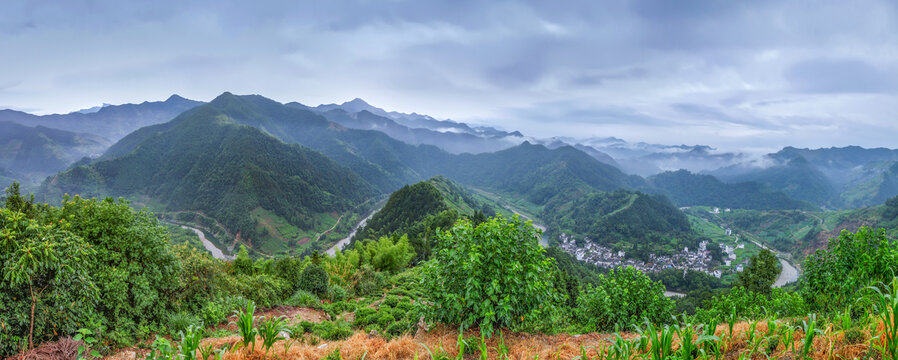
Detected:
left=2, top=0, right=896, bottom=151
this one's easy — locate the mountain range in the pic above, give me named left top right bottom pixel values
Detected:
left=4, top=91, right=898, bottom=256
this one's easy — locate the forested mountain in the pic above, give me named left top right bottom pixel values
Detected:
left=711, top=146, right=898, bottom=209
left=713, top=157, right=838, bottom=208
left=40, top=105, right=376, bottom=252
left=308, top=108, right=520, bottom=154
left=648, top=170, right=815, bottom=211
left=0, top=94, right=202, bottom=142
left=352, top=176, right=507, bottom=261
left=0, top=121, right=109, bottom=189
left=546, top=189, right=703, bottom=259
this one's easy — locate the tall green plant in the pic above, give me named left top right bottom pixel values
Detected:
left=870, top=278, right=898, bottom=359
left=419, top=216, right=561, bottom=337
left=231, top=301, right=257, bottom=351
left=257, top=315, right=288, bottom=357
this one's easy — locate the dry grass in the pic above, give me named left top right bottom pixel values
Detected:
left=96, top=320, right=890, bottom=360
left=6, top=337, right=80, bottom=360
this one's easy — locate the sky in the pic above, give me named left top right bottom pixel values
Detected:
left=1, top=0, right=897, bottom=151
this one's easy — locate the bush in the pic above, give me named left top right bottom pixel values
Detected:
left=383, top=295, right=400, bottom=308
left=419, top=216, right=562, bottom=337
left=354, top=307, right=377, bottom=327
left=200, top=300, right=228, bottom=326
left=801, top=227, right=898, bottom=312
left=576, top=266, right=674, bottom=331
left=327, top=284, right=348, bottom=302
left=358, top=235, right=416, bottom=273
left=385, top=321, right=411, bottom=336
left=312, top=321, right=353, bottom=341
left=299, top=263, right=330, bottom=296
left=353, top=265, right=386, bottom=296
left=377, top=312, right=396, bottom=329
left=288, top=290, right=320, bottom=308
left=167, top=312, right=200, bottom=337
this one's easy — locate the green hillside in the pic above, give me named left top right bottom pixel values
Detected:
left=546, top=189, right=703, bottom=259
left=0, top=121, right=108, bottom=182
left=352, top=176, right=512, bottom=261
left=685, top=195, right=898, bottom=259
left=40, top=106, right=376, bottom=255
left=648, top=170, right=815, bottom=210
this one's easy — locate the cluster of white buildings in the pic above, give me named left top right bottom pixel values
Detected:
left=558, top=233, right=723, bottom=278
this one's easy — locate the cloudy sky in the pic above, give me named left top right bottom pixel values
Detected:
left=2, top=0, right=897, bottom=151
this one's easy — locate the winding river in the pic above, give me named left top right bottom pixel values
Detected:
left=180, top=225, right=235, bottom=260
left=326, top=209, right=380, bottom=255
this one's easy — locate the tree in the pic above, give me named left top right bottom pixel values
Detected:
left=0, top=207, right=97, bottom=354
left=738, top=249, right=780, bottom=295
left=233, top=245, right=253, bottom=276
left=576, top=266, right=674, bottom=331
left=419, top=215, right=561, bottom=337
left=801, top=227, right=898, bottom=312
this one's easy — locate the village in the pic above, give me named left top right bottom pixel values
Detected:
left=557, top=232, right=732, bottom=278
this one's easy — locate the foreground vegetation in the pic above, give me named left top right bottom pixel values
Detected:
left=3, top=184, right=898, bottom=359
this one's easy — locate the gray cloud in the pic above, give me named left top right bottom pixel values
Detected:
left=0, top=0, right=896, bottom=150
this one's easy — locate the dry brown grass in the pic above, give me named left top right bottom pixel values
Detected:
left=98, top=320, right=890, bottom=360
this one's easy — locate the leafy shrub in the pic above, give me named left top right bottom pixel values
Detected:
left=312, top=320, right=353, bottom=341
left=273, top=256, right=304, bottom=292
left=200, top=300, right=228, bottom=326
left=383, top=295, right=400, bottom=308
left=327, top=284, right=348, bottom=302
left=377, top=312, right=396, bottom=329
left=354, top=307, right=377, bottom=327
left=233, top=273, right=290, bottom=307
left=802, top=227, right=898, bottom=312
left=385, top=321, right=411, bottom=336
left=299, top=263, right=330, bottom=296
left=358, top=235, right=416, bottom=273
left=353, top=266, right=387, bottom=296
left=419, top=216, right=562, bottom=337
left=167, top=312, right=201, bottom=337
left=287, top=290, right=320, bottom=308
left=576, top=266, right=674, bottom=331
left=0, top=202, right=98, bottom=355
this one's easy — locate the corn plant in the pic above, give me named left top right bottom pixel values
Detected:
left=608, top=333, right=635, bottom=360
left=675, top=320, right=717, bottom=360
left=644, top=321, right=675, bottom=360
left=231, top=301, right=257, bottom=351
left=198, top=343, right=215, bottom=360
left=870, top=278, right=898, bottom=360
left=478, top=333, right=489, bottom=360
left=179, top=324, right=205, bottom=360
left=282, top=337, right=298, bottom=359
left=493, top=331, right=510, bottom=359
left=257, top=315, right=288, bottom=357
left=779, top=321, right=796, bottom=354
left=799, top=314, right=822, bottom=359
left=213, top=345, right=229, bottom=360
left=700, top=319, right=721, bottom=359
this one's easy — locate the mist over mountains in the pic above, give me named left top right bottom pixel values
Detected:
left=2, top=92, right=897, bottom=215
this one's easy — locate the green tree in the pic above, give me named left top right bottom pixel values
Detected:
left=801, top=227, right=898, bottom=312
left=576, top=266, right=674, bottom=331
left=738, top=249, right=780, bottom=295
left=358, top=235, right=416, bottom=273
left=50, top=196, right=182, bottom=341
left=419, top=215, right=561, bottom=337
left=0, top=207, right=98, bottom=354
left=233, top=245, right=253, bottom=276
left=299, top=262, right=329, bottom=296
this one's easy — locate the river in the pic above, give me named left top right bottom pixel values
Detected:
left=326, top=209, right=380, bottom=255
left=180, top=225, right=235, bottom=260
left=773, top=258, right=799, bottom=288
left=745, top=239, right=800, bottom=287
